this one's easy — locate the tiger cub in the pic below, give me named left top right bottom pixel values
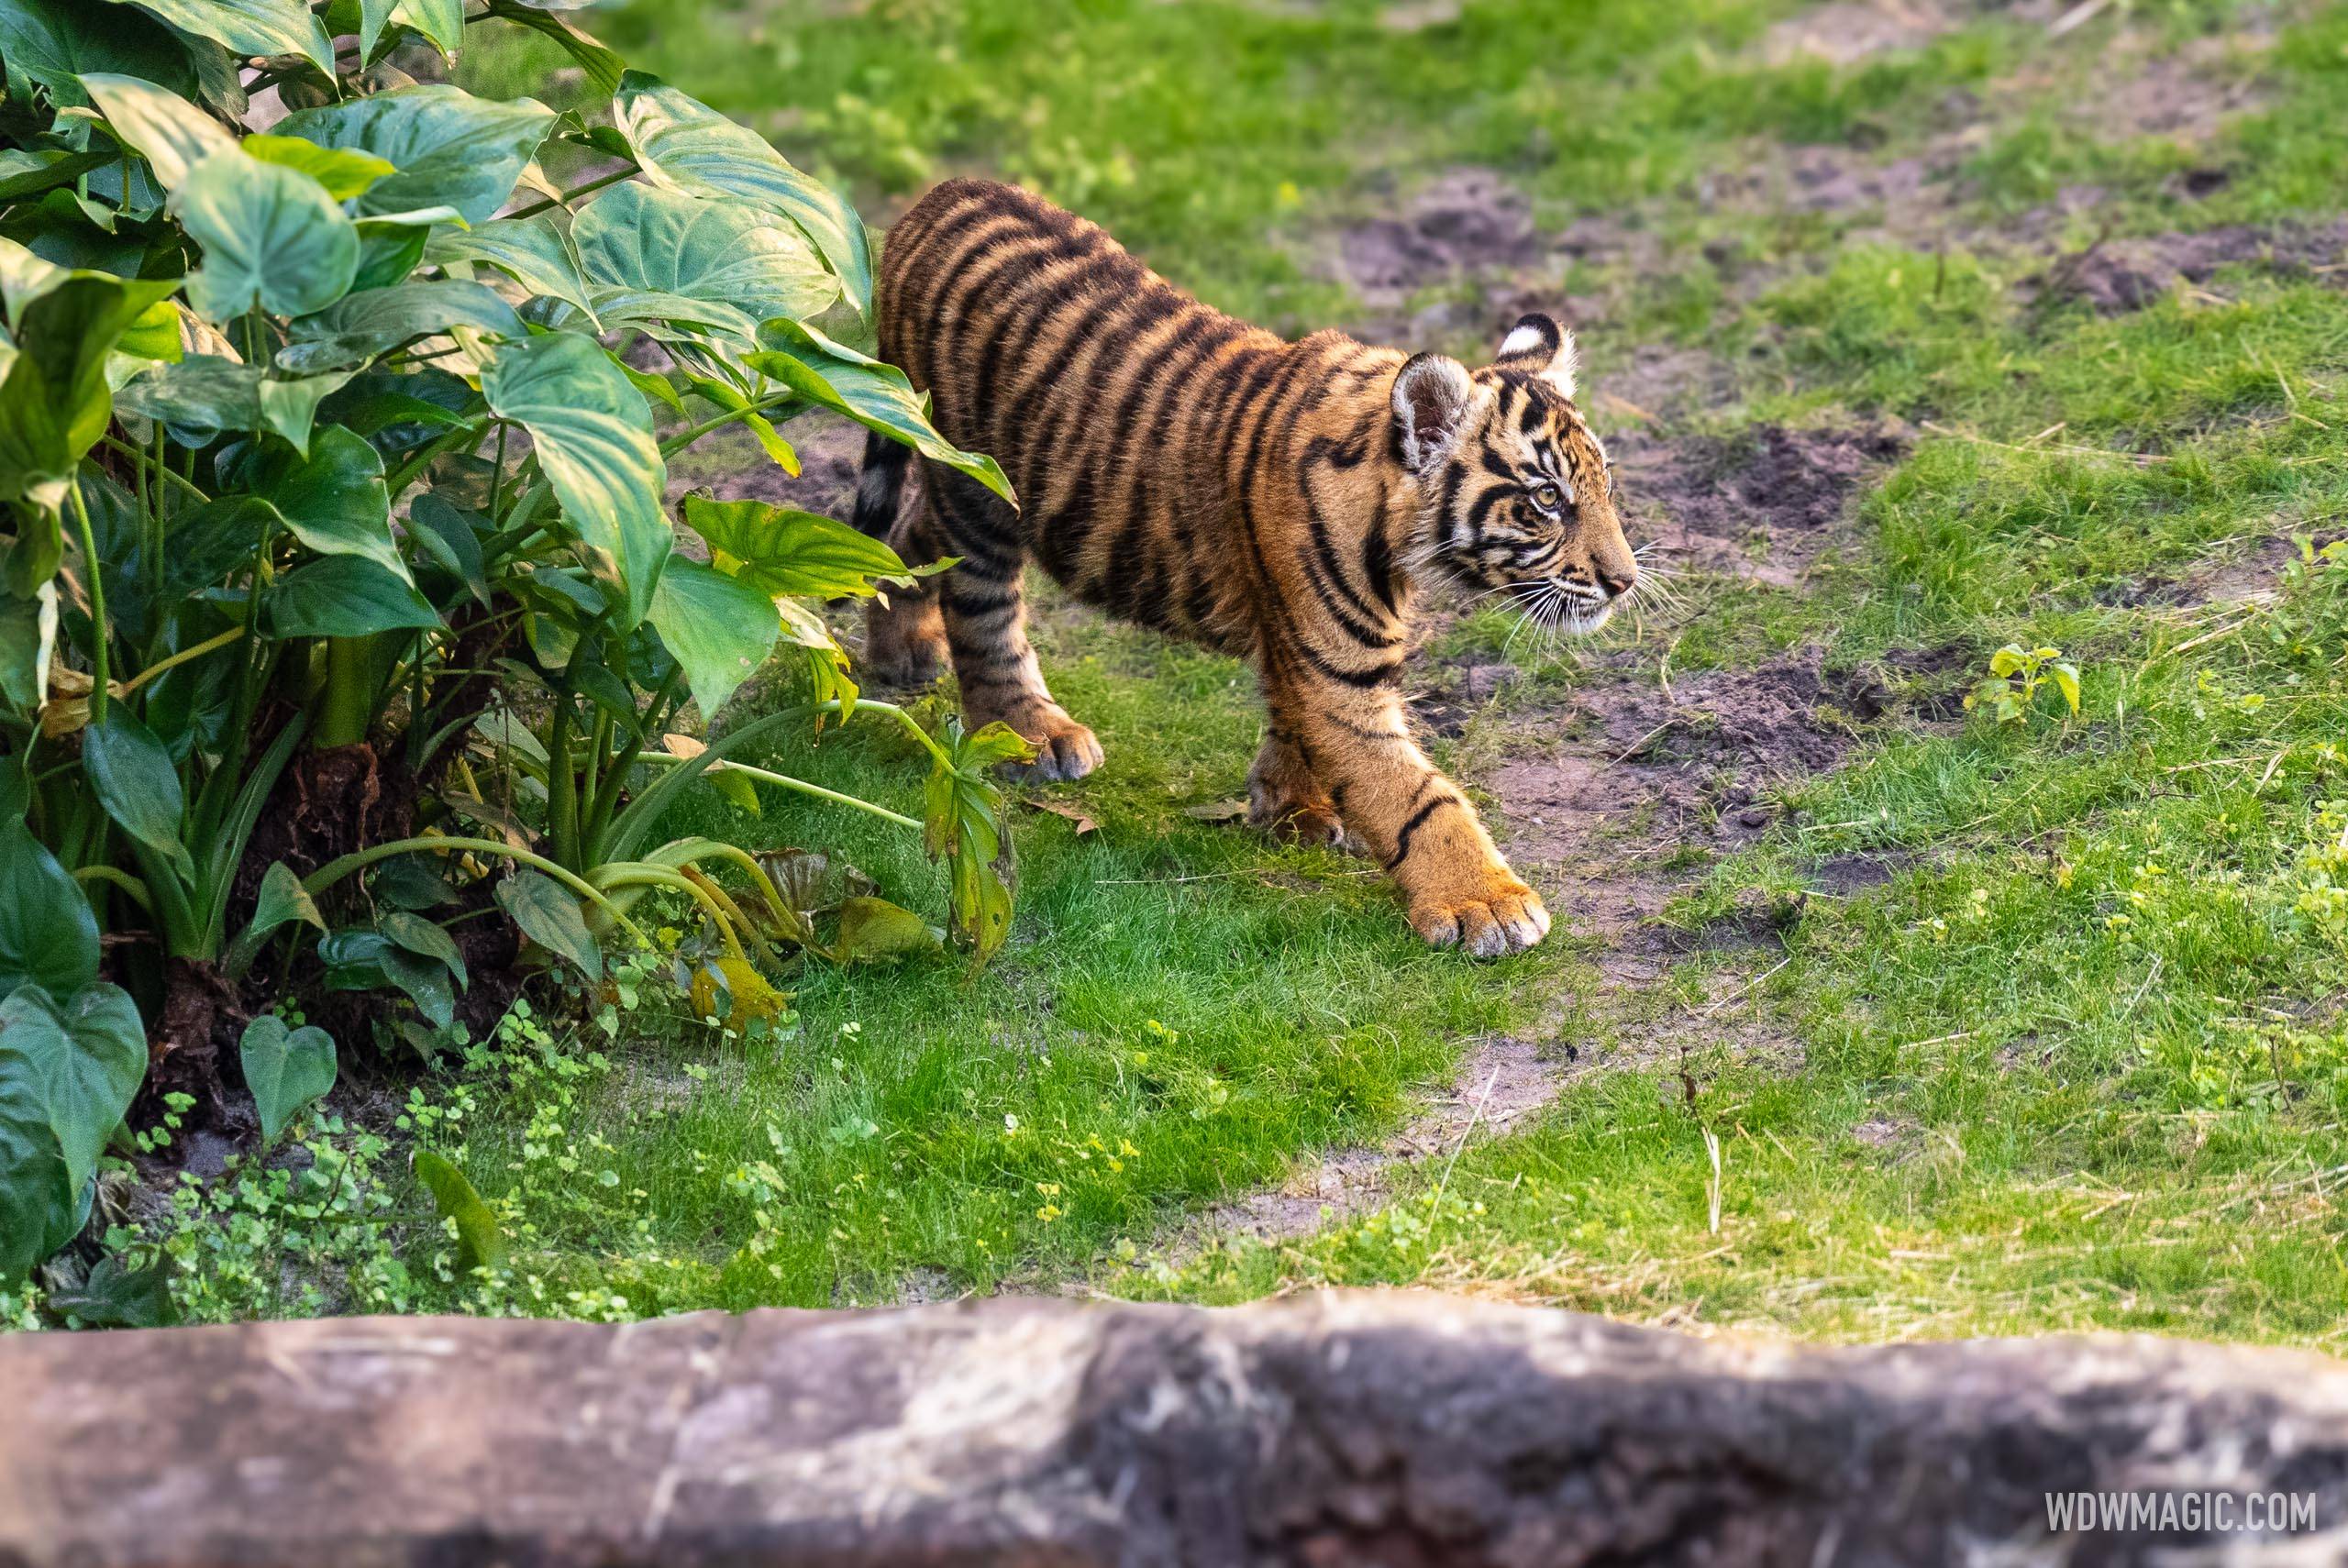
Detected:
left=850, top=177, right=1638, bottom=956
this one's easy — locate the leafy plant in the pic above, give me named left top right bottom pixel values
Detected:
left=0, top=0, right=1028, bottom=1283
left=1965, top=642, right=2082, bottom=727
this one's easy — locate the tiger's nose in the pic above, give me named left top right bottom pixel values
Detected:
left=1597, top=564, right=1637, bottom=600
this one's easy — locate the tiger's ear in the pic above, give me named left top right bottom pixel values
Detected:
left=1495, top=313, right=1577, bottom=399
left=1392, top=352, right=1477, bottom=475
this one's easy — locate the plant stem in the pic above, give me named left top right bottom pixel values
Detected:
left=504, top=163, right=640, bottom=221
left=659, top=391, right=802, bottom=458
left=300, top=835, right=652, bottom=945
left=118, top=626, right=247, bottom=697
left=66, top=480, right=109, bottom=725
left=635, top=753, right=922, bottom=830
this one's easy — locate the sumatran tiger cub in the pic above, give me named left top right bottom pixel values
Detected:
left=850, top=177, right=1639, bottom=957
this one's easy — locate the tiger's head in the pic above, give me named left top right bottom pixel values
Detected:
left=1390, top=313, right=1638, bottom=633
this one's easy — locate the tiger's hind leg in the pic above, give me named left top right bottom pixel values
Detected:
left=927, top=467, right=1102, bottom=783
left=1247, top=728, right=1346, bottom=847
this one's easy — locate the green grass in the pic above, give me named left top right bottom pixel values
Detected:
left=102, top=0, right=2348, bottom=1336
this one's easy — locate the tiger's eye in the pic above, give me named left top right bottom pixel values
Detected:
left=1532, top=481, right=1561, bottom=511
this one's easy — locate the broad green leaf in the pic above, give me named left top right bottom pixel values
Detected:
left=0, top=1080, right=80, bottom=1281
left=747, top=321, right=1012, bottom=502
left=681, top=495, right=914, bottom=600
left=0, top=248, right=176, bottom=512
left=116, top=355, right=258, bottom=441
left=252, top=369, right=354, bottom=454
left=115, top=356, right=350, bottom=454
left=833, top=896, right=940, bottom=964
left=242, top=133, right=395, bottom=202
left=275, top=85, right=556, bottom=228
left=83, top=708, right=191, bottom=878
left=646, top=554, right=779, bottom=720
left=269, top=554, right=441, bottom=637
left=175, top=149, right=360, bottom=322
left=0, top=149, right=115, bottom=204
left=262, top=426, right=408, bottom=584
left=0, top=0, right=207, bottom=108
left=378, top=910, right=467, bottom=990
left=495, top=871, right=601, bottom=980
left=318, top=928, right=454, bottom=1026
left=482, top=333, right=667, bottom=628
left=425, top=216, right=599, bottom=326
left=2051, top=661, right=2082, bottom=716
left=79, top=72, right=236, bottom=190
left=572, top=182, right=838, bottom=344
left=408, top=491, right=492, bottom=606
left=392, top=0, right=464, bottom=55
left=238, top=1014, right=336, bottom=1143
left=107, top=0, right=333, bottom=76
left=614, top=73, right=871, bottom=317
left=477, top=0, right=622, bottom=97
left=0, top=982, right=147, bottom=1195
left=0, top=589, right=55, bottom=716
left=46, top=1252, right=178, bottom=1327
left=226, top=860, right=325, bottom=970
left=681, top=373, right=797, bottom=470
left=587, top=285, right=756, bottom=342
left=412, top=1148, right=506, bottom=1270
left=0, top=822, right=98, bottom=998
left=281, top=280, right=523, bottom=375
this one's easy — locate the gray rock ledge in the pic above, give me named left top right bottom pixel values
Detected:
left=4, top=1289, right=2345, bottom=1566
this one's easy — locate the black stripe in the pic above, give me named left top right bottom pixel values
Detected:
left=1386, top=791, right=1458, bottom=869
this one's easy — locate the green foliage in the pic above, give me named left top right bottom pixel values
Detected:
left=0, top=0, right=1026, bottom=1284
left=238, top=1013, right=337, bottom=1144
left=1965, top=643, right=2082, bottom=727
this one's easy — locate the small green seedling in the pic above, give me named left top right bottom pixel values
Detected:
left=1966, top=644, right=2081, bottom=727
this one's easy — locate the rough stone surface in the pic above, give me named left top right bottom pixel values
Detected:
left=4, top=1291, right=2347, bottom=1566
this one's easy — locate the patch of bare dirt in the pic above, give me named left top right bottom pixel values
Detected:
left=1616, top=419, right=1912, bottom=589
left=1762, top=0, right=1965, bottom=67
left=666, top=411, right=872, bottom=520
left=2026, top=215, right=2348, bottom=314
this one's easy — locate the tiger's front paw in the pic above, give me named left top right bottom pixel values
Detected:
left=1409, top=877, right=1550, bottom=958
left=995, top=710, right=1103, bottom=783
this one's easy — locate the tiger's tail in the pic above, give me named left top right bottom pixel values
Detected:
left=849, top=430, right=910, bottom=540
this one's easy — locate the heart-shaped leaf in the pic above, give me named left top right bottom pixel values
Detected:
left=238, top=1014, right=337, bottom=1143
left=268, top=554, right=442, bottom=638
left=482, top=333, right=667, bottom=629
left=260, top=425, right=409, bottom=584
left=108, top=0, right=334, bottom=76
left=79, top=72, right=236, bottom=190
left=0, top=823, right=98, bottom=998
left=573, top=182, right=838, bottom=344
left=495, top=870, right=602, bottom=980
left=681, top=494, right=915, bottom=600
left=275, top=84, right=556, bottom=227
left=83, top=708, right=191, bottom=878
left=241, top=133, right=396, bottom=202
left=282, top=280, right=525, bottom=375
left=613, top=73, right=871, bottom=316
left=0, top=0, right=210, bottom=108
left=0, top=982, right=147, bottom=1196
left=746, top=321, right=1011, bottom=502
left=425, top=216, right=600, bottom=326
left=174, top=149, right=360, bottom=322
left=645, top=554, right=779, bottom=721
